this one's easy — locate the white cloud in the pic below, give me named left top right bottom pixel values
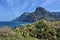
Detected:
left=41, top=0, right=56, bottom=7
left=50, top=9, right=60, bottom=12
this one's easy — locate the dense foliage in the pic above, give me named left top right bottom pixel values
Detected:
left=0, top=20, right=58, bottom=40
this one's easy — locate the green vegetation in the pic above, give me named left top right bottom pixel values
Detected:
left=0, top=20, right=59, bottom=40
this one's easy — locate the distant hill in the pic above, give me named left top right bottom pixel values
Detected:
left=13, top=7, right=60, bottom=22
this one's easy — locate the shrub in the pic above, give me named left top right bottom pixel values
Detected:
left=0, top=20, right=57, bottom=40
left=28, top=20, right=57, bottom=40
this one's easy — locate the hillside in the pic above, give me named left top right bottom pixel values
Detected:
left=0, top=20, right=58, bottom=40
left=13, top=7, right=60, bottom=22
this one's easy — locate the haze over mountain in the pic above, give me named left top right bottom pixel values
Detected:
left=13, top=7, right=60, bottom=22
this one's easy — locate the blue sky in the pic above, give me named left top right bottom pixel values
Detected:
left=0, top=0, right=60, bottom=21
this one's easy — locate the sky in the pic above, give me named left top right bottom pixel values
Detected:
left=0, top=0, right=60, bottom=21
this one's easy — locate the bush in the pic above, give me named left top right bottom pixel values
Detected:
left=28, top=20, right=57, bottom=40
left=0, top=20, right=57, bottom=40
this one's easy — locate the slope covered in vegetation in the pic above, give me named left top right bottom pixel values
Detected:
left=0, top=20, right=59, bottom=40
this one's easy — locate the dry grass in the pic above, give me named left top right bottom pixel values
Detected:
left=0, top=27, right=14, bottom=37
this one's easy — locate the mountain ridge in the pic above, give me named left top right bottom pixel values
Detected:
left=13, top=7, right=60, bottom=22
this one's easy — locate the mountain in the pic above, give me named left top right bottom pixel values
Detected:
left=13, top=7, right=60, bottom=22
left=51, top=12, right=60, bottom=19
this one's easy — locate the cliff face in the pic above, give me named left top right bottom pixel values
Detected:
left=13, top=7, right=60, bottom=22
